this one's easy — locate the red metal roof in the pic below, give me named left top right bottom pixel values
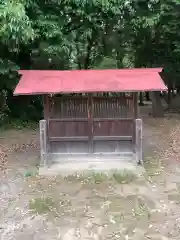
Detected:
left=14, top=68, right=167, bottom=95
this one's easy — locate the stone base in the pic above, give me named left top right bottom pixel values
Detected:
left=39, top=155, right=144, bottom=176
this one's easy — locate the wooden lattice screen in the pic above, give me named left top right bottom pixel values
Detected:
left=51, top=97, right=88, bottom=118
left=93, top=97, right=133, bottom=118
left=49, top=94, right=134, bottom=119
left=46, top=93, right=136, bottom=155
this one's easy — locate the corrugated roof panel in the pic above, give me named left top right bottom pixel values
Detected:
left=14, top=68, right=167, bottom=95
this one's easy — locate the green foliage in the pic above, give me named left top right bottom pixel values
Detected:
left=94, top=57, right=117, bottom=69
left=112, top=170, right=137, bottom=184
left=0, top=1, right=34, bottom=47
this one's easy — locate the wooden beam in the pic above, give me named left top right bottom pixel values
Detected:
left=49, top=136, right=133, bottom=142
left=52, top=95, right=133, bottom=100
left=48, top=118, right=133, bottom=122
left=49, top=136, right=89, bottom=142
left=48, top=118, right=88, bottom=122
left=93, top=136, right=133, bottom=141
left=50, top=152, right=133, bottom=156
left=135, top=119, right=143, bottom=165
left=93, top=118, right=134, bottom=121
left=40, top=120, right=48, bottom=166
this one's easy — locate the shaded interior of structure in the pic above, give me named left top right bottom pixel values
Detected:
left=43, top=92, right=138, bottom=160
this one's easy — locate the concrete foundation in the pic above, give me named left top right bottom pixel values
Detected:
left=39, top=155, right=144, bottom=176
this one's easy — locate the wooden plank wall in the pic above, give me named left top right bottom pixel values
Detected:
left=45, top=94, right=136, bottom=154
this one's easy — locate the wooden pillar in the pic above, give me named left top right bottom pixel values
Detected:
left=43, top=95, right=51, bottom=155
left=133, top=93, right=139, bottom=146
left=135, top=118, right=143, bottom=165
left=133, top=92, right=139, bottom=118
left=88, top=94, right=93, bottom=153
left=40, top=120, right=48, bottom=166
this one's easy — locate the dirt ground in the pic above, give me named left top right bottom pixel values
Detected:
left=1, top=111, right=180, bottom=239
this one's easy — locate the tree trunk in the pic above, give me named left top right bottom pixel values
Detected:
left=145, top=92, right=150, bottom=101
left=151, top=92, right=164, bottom=117
left=139, top=92, right=144, bottom=106
left=83, top=33, right=96, bottom=69
left=167, top=86, right=172, bottom=106
left=177, top=87, right=180, bottom=94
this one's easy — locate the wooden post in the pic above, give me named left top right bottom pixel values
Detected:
left=133, top=92, right=139, bottom=118
left=133, top=93, right=139, bottom=146
left=135, top=118, right=143, bottom=165
left=40, top=120, right=48, bottom=166
left=88, top=94, right=93, bottom=153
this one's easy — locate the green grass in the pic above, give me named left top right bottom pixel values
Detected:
left=64, top=171, right=109, bottom=184
left=29, top=197, right=54, bottom=214
left=90, top=172, right=110, bottom=183
left=112, top=170, right=137, bottom=184
left=132, top=197, right=151, bottom=219
left=65, top=170, right=137, bottom=185
left=0, top=119, right=38, bottom=131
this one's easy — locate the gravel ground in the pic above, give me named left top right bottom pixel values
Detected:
left=1, top=114, right=180, bottom=239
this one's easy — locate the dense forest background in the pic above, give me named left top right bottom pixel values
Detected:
left=1, top=0, right=180, bottom=125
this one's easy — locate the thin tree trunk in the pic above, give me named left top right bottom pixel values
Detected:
left=139, top=92, right=144, bottom=106
left=145, top=92, right=150, bottom=101
left=167, top=86, right=172, bottom=106
left=83, top=33, right=96, bottom=69
left=151, top=92, right=164, bottom=117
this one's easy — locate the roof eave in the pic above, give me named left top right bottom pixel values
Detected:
left=13, top=88, right=168, bottom=96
